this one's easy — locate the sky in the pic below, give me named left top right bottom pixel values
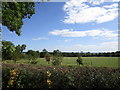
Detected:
left=2, top=0, right=119, bottom=52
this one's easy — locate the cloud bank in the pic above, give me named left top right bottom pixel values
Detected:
left=49, top=29, right=117, bottom=39
left=63, top=0, right=118, bottom=24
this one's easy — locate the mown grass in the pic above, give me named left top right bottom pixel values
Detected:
left=62, top=57, right=119, bottom=67
left=3, top=57, right=119, bottom=68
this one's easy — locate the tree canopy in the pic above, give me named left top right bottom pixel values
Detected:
left=2, top=2, right=35, bottom=36
left=26, top=50, right=39, bottom=60
left=2, top=41, right=16, bottom=60
left=2, top=40, right=27, bottom=60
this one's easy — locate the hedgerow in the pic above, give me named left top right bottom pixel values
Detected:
left=2, top=64, right=120, bottom=89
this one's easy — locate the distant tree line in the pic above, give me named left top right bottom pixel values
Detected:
left=2, top=41, right=120, bottom=61
left=58, top=51, right=120, bottom=57
left=40, top=49, right=120, bottom=57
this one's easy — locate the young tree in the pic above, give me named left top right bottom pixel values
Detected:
left=26, top=50, right=39, bottom=60
left=15, top=44, right=27, bottom=59
left=76, top=56, right=83, bottom=66
left=52, top=49, right=63, bottom=66
left=45, top=52, right=51, bottom=64
left=40, top=48, right=48, bottom=58
left=26, top=50, right=39, bottom=64
left=15, top=45, right=21, bottom=53
left=20, top=44, right=26, bottom=53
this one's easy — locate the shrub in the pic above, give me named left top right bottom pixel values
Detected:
left=2, top=64, right=120, bottom=89
left=52, top=50, right=63, bottom=66
left=76, top=56, right=83, bottom=65
left=45, top=52, right=51, bottom=64
left=52, top=56, right=63, bottom=66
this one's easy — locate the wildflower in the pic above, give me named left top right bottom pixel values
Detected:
left=47, top=71, right=51, bottom=77
left=7, top=69, right=19, bottom=88
left=47, top=79, right=52, bottom=85
left=8, top=80, right=14, bottom=85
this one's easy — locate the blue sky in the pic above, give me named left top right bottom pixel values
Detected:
left=2, top=1, right=118, bottom=52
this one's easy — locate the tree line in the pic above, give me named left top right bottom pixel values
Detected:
left=41, top=49, right=120, bottom=57
left=2, top=41, right=120, bottom=61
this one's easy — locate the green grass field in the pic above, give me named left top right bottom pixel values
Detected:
left=4, top=57, right=119, bottom=68
left=62, top=57, right=119, bottom=67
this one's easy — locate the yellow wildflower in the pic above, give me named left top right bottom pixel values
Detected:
left=47, top=71, right=51, bottom=77
left=10, top=77, right=15, bottom=80
left=7, top=69, right=19, bottom=88
left=47, top=79, right=52, bottom=85
left=8, top=80, right=14, bottom=85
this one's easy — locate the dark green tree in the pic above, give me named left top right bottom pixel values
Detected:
left=2, top=2, right=35, bottom=35
left=40, top=48, right=48, bottom=58
left=26, top=50, right=39, bottom=60
left=15, top=45, right=21, bottom=53
left=45, top=52, right=51, bottom=64
left=2, top=41, right=16, bottom=60
left=52, top=49, right=63, bottom=66
left=76, top=56, right=83, bottom=66
left=26, top=50, right=39, bottom=64
left=21, top=44, right=26, bottom=53
left=11, top=51, right=20, bottom=63
left=15, top=44, right=27, bottom=60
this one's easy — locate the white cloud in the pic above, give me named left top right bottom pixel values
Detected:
left=63, top=0, right=118, bottom=24
left=49, top=41, right=118, bottom=52
left=32, top=37, right=48, bottom=40
left=88, top=0, right=104, bottom=5
left=112, top=0, right=120, bottom=2
left=64, top=39, right=73, bottom=42
left=49, top=29, right=118, bottom=39
left=103, top=3, right=118, bottom=8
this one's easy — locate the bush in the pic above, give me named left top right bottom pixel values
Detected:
left=76, top=56, right=83, bottom=65
left=45, top=52, right=51, bottom=64
left=52, top=50, right=63, bottom=66
left=52, top=56, right=63, bottom=66
left=2, top=64, right=120, bottom=89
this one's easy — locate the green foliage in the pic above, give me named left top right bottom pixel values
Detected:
left=52, top=56, right=63, bottom=66
left=13, top=44, right=26, bottom=61
left=2, top=67, right=11, bottom=88
left=2, top=2, right=35, bottom=36
left=2, top=41, right=16, bottom=60
left=20, top=44, right=26, bottom=53
left=76, top=56, right=83, bottom=65
left=2, top=41, right=27, bottom=60
left=45, top=52, right=51, bottom=64
left=15, top=45, right=21, bottom=53
left=40, top=48, right=48, bottom=58
left=52, top=50, right=63, bottom=66
left=26, top=50, right=39, bottom=60
left=11, top=51, right=20, bottom=63
left=2, top=64, right=120, bottom=89
left=45, top=52, right=51, bottom=57
left=26, top=50, right=39, bottom=64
